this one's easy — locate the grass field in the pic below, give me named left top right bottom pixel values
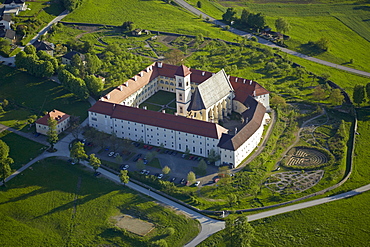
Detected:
left=0, top=65, right=90, bottom=129
left=63, top=0, right=238, bottom=41
left=0, top=158, right=199, bottom=246
left=0, top=131, right=46, bottom=170
left=185, top=0, right=370, bottom=73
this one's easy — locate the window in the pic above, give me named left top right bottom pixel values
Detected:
left=91, top=117, right=97, bottom=121
left=179, top=93, right=183, bottom=101
left=193, top=147, right=195, bottom=152
left=200, top=148, right=202, bottom=154
left=178, top=82, right=182, bottom=87
left=179, top=144, right=181, bottom=149
left=179, top=107, right=183, bottom=113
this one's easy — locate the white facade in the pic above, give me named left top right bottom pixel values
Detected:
left=36, top=118, right=70, bottom=135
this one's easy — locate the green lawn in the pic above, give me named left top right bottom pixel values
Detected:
left=185, top=1, right=370, bottom=73
left=0, top=131, right=46, bottom=170
left=63, top=0, right=238, bottom=41
left=0, top=65, right=90, bottom=129
left=0, top=158, right=199, bottom=246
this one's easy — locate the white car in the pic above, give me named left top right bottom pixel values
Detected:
left=108, top=152, right=115, bottom=157
left=114, top=153, right=119, bottom=158
left=157, top=173, right=163, bottom=179
left=195, top=181, right=201, bottom=187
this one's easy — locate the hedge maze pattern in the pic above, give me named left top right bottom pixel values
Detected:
left=286, top=148, right=327, bottom=168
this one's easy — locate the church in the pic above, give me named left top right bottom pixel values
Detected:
left=88, top=62, right=270, bottom=167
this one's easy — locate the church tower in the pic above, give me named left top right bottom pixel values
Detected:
left=175, top=65, right=192, bottom=117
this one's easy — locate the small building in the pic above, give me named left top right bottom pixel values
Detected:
left=0, top=15, right=13, bottom=30
left=3, top=0, right=26, bottom=15
left=36, top=109, right=71, bottom=135
left=61, top=51, right=85, bottom=65
left=33, top=40, right=55, bottom=56
left=0, top=28, right=16, bottom=43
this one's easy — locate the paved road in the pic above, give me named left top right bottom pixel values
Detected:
left=172, top=0, right=370, bottom=78
left=248, top=184, right=370, bottom=222
left=27, top=10, right=69, bottom=45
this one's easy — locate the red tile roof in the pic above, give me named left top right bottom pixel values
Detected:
left=229, top=76, right=269, bottom=103
left=89, top=101, right=228, bottom=139
left=36, top=109, right=70, bottom=126
left=175, top=64, right=192, bottom=77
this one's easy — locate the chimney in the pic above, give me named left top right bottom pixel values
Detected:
left=162, top=109, right=166, bottom=113
left=253, top=90, right=256, bottom=96
left=140, top=71, right=144, bottom=77
left=158, top=62, right=162, bottom=68
left=133, top=76, right=137, bottom=81
left=106, top=94, right=110, bottom=100
left=143, top=106, right=147, bottom=110
left=235, top=78, right=238, bottom=82
left=249, top=80, right=252, bottom=85
left=174, top=112, right=178, bottom=116
left=124, top=81, right=129, bottom=87
left=243, top=79, right=246, bottom=83
left=202, top=71, right=205, bottom=76
left=100, top=97, right=105, bottom=101
left=119, top=85, right=123, bottom=91
left=235, top=127, right=238, bottom=134
left=113, top=103, right=116, bottom=109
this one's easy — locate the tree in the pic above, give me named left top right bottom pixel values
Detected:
left=225, top=216, right=255, bottom=247
left=24, top=45, right=36, bottom=55
left=70, top=141, right=87, bottom=164
left=227, top=194, right=238, bottom=207
left=0, top=140, right=13, bottom=186
left=197, top=1, right=201, bottom=8
left=187, top=171, right=196, bottom=185
left=162, top=165, right=171, bottom=175
left=198, top=159, right=207, bottom=172
left=85, top=75, right=104, bottom=96
left=136, top=159, right=145, bottom=170
left=366, top=82, right=370, bottom=101
left=270, top=94, right=287, bottom=108
left=85, top=53, right=102, bottom=75
left=119, top=170, right=129, bottom=185
left=47, top=116, right=58, bottom=150
left=89, top=153, right=101, bottom=172
left=208, top=149, right=220, bottom=163
left=240, top=9, right=250, bottom=26
left=312, top=85, right=326, bottom=101
left=275, top=18, right=291, bottom=34
left=315, top=37, right=330, bottom=51
left=329, top=89, right=344, bottom=105
left=0, top=38, right=11, bottom=54
left=353, top=85, right=365, bottom=106
left=122, top=21, right=134, bottom=31
left=222, top=8, right=236, bottom=24
left=165, top=49, right=185, bottom=65
left=115, top=154, right=123, bottom=164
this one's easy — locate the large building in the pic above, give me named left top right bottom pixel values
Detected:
left=88, top=62, right=270, bottom=167
left=36, top=109, right=71, bottom=135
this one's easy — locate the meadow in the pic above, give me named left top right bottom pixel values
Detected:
left=0, top=65, right=90, bottom=130
left=0, top=131, right=46, bottom=170
left=0, top=158, right=199, bottom=246
left=63, top=0, right=238, bottom=41
left=185, top=0, right=370, bottom=72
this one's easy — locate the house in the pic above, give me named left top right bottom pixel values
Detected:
left=0, top=28, right=16, bottom=43
left=35, top=109, right=71, bottom=135
left=32, top=40, right=55, bottom=56
left=3, top=0, right=26, bottom=15
left=61, top=51, right=85, bottom=65
left=0, top=15, right=13, bottom=30
left=88, top=62, right=270, bottom=167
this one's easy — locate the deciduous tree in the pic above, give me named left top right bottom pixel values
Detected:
left=353, top=85, right=365, bottom=106
left=70, top=141, right=87, bottom=164
left=225, top=216, right=255, bottom=247
left=162, top=165, right=171, bottom=175
left=329, top=88, right=344, bottom=105
left=187, top=171, right=196, bottom=184
left=275, top=17, right=291, bottom=34
left=89, top=153, right=101, bottom=172
left=119, top=170, right=129, bottom=185
left=47, top=117, right=58, bottom=150
left=0, top=140, right=13, bottom=186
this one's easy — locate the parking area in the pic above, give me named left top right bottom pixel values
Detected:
left=86, top=142, right=219, bottom=186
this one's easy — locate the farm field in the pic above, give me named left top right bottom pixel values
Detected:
left=0, top=65, right=90, bottom=130
left=0, top=158, right=199, bottom=247
left=186, top=0, right=370, bottom=73
left=63, top=0, right=238, bottom=41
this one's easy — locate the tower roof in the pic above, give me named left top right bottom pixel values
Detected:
left=175, top=64, right=192, bottom=77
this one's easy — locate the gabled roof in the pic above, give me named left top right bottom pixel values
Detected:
left=4, top=29, right=15, bottom=40
left=230, top=76, right=269, bottom=103
left=175, top=64, right=191, bottom=77
left=33, top=40, right=54, bottom=51
left=89, top=101, right=228, bottom=139
left=0, top=15, right=12, bottom=22
left=36, top=109, right=70, bottom=126
left=62, top=51, right=85, bottom=60
left=188, top=69, right=233, bottom=111
left=218, top=96, right=266, bottom=151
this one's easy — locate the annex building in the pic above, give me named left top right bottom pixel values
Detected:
left=88, top=62, right=270, bottom=167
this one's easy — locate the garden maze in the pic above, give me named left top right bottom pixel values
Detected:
left=286, top=148, right=328, bottom=168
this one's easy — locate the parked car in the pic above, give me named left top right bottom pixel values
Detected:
left=170, top=177, right=176, bottom=182
left=143, top=144, right=148, bottom=149
left=94, top=172, right=101, bottom=177
left=120, top=164, right=129, bottom=170
left=144, top=170, right=150, bottom=175
left=172, top=151, right=178, bottom=156
left=140, top=169, right=147, bottom=174
left=180, top=178, right=186, bottom=184
left=133, top=154, right=142, bottom=162
left=157, top=173, right=163, bottom=179
left=113, top=153, right=119, bottom=158
left=194, top=181, right=201, bottom=186
left=148, top=146, right=153, bottom=150
left=108, top=151, right=115, bottom=157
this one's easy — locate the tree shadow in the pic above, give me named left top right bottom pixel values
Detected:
left=357, top=107, right=370, bottom=121
left=298, top=43, right=325, bottom=56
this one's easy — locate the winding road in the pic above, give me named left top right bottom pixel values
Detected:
left=173, top=0, right=370, bottom=78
